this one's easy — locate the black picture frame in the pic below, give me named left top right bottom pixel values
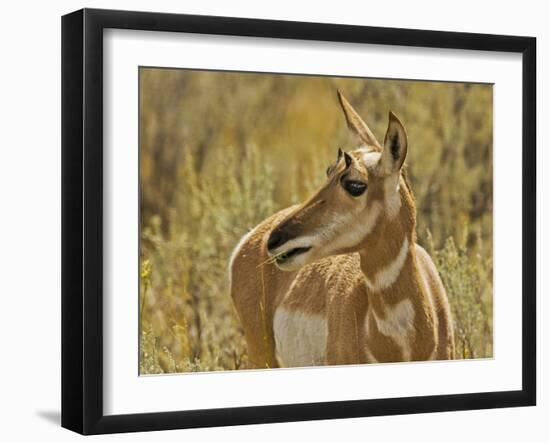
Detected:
left=61, top=8, right=537, bottom=435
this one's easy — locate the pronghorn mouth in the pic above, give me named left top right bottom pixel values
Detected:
left=274, top=246, right=312, bottom=264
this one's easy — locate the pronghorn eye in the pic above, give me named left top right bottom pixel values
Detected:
left=343, top=180, right=367, bottom=197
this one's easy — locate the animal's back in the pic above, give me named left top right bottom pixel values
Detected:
left=229, top=206, right=297, bottom=368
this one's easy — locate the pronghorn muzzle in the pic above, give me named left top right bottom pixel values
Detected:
left=267, top=225, right=312, bottom=266
left=267, top=228, right=290, bottom=251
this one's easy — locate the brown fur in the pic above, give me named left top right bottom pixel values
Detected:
left=230, top=93, right=454, bottom=368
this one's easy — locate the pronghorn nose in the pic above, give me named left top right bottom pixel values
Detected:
left=267, top=229, right=289, bottom=251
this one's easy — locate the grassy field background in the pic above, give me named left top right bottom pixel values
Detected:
left=139, top=68, right=493, bottom=374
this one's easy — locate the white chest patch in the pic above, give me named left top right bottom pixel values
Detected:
left=273, top=308, right=328, bottom=368
left=371, top=299, right=416, bottom=361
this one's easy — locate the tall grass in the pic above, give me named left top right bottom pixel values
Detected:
left=139, top=69, right=493, bottom=374
left=140, top=144, right=280, bottom=373
left=428, top=227, right=493, bottom=359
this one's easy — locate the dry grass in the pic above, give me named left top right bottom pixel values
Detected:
left=139, top=69, right=493, bottom=374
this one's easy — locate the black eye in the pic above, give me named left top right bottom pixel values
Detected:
left=343, top=180, right=367, bottom=197
left=326, top=166, right=331, bottom=177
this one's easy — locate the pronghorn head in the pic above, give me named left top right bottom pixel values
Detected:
left=267, top=91, right=416, bottom=271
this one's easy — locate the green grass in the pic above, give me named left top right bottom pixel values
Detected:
left=138, top=70, right=493, bottom=374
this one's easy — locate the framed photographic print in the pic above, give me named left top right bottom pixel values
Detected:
left=61, top=8, right=536, bottom=435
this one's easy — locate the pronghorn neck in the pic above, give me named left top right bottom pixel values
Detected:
left=358, top=196, right=437, bottom=362
left=358, top=173, right=418, bottom=299
left=358, top=229, right=418, bottom=300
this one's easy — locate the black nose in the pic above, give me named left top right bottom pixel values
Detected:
left=267, top=229, right=289, bottom=251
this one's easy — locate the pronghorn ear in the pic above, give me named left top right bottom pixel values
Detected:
left=380, top=111, right=408, bottom=175
left=337, top=90, right=381, bottom=148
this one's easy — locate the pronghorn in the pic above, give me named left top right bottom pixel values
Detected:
left=229, top=91, right=454, bottom=368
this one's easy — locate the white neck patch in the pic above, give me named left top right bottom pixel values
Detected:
left=365, top=236, right=410, bottom=292
left=370, top=298, right=416, bottom=361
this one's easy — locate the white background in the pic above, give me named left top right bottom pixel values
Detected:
left=104, top=30, right=523, bottom=415
left=0, top=0, right=546, bottom=441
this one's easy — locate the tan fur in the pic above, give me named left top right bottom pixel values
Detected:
left=230, top=93, right=454, bottom=368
